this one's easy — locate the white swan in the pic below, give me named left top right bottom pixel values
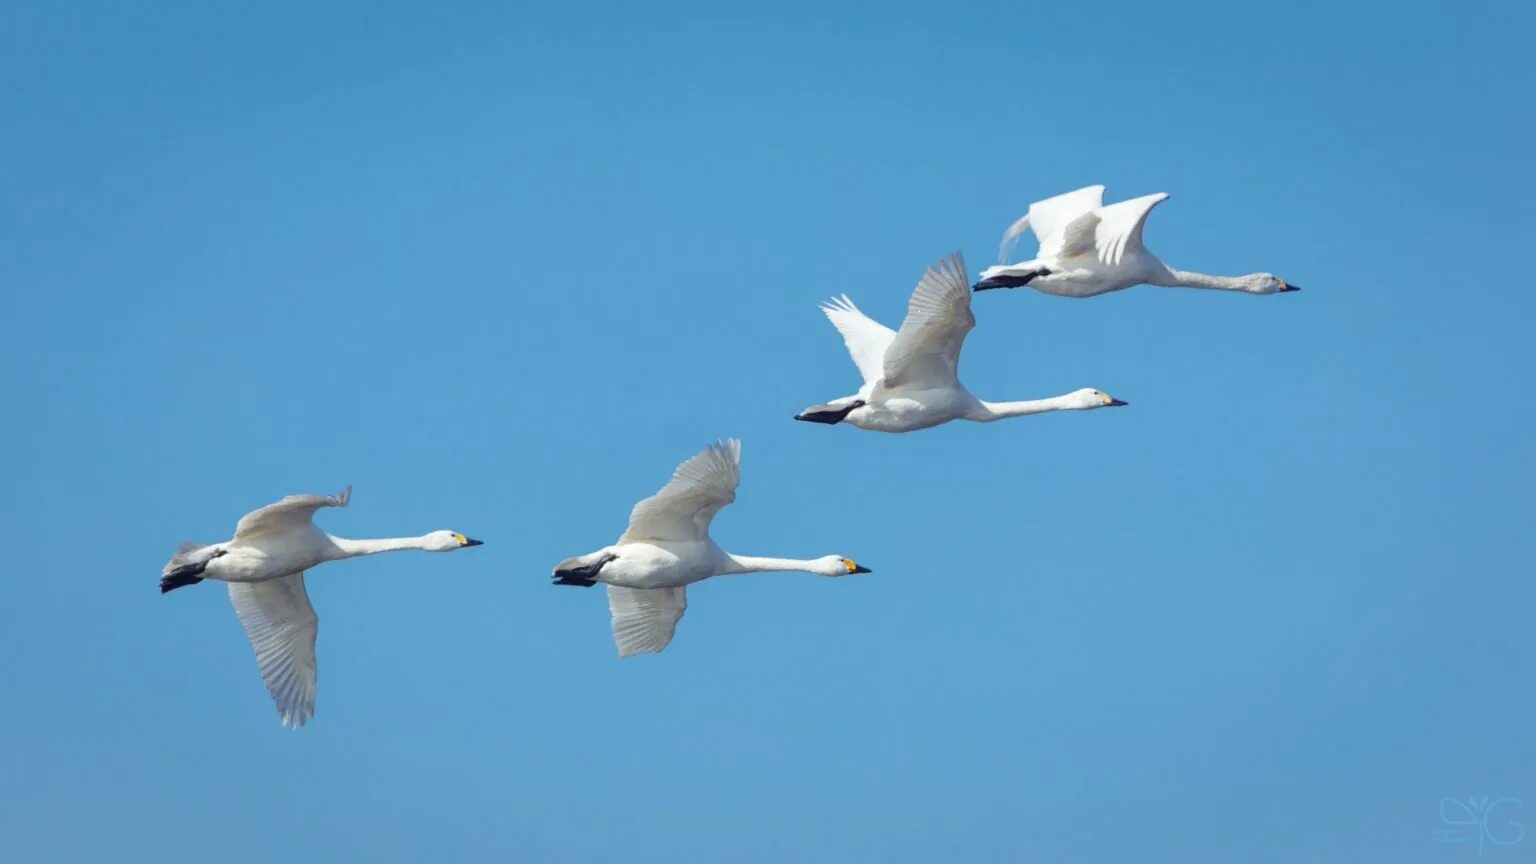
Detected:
left=552, top=440, right=868, bottom=657
left=973, top=185, right=1301, bottom=297
left=794, top=251, right=1126, bottom=433
left=160, top=486, right=483, bottom=727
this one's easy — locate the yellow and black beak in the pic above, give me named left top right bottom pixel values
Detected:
left=844, top=560, right=872, bottom=575
left=455, top=534, right=484, bottom=548
left=1278, top=279, right=1301, bottom=293
left=1107, top=397, right=1128, bottom=407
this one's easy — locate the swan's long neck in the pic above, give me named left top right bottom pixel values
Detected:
left=720, top=554, right=824, bottom=575
left=1148, top=266, right=1252, bottom=292
left=970, top=395, right=1075, bottom=421
left=328, top=535, right=434, bottom=559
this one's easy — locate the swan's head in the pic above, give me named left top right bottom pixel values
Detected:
left=1068, top=388, right=1128, bottom=410
left=424, top=530, right=485, bottom=552
left=1245, top=274, right=1300, bottom=294
left=813, top=555, right=872, bottom=577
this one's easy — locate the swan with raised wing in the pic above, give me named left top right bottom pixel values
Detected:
left=973, top=185, right=1301, bottom=297
left=796, top=251, right=1126, bottom=433
left=159, top=486, right=483, bottom=727
left=552, top=440, right=869, bottom=657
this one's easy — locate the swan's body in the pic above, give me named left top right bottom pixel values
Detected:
left=552, top=440, right=869, bottom=657
left=160, top=487, right=482, bottom=727
left=973, top=186, right=1300, bottom=298
left=796, top=252, right=1126, bottom=433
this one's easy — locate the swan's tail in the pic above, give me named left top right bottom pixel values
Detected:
left=552, top=551, right=614, bottom=587
left=973, top=267, right=1051, bottom=292
left=793, top=398, right=865, bottom=425
left=160, top=542, right=223, bottom=594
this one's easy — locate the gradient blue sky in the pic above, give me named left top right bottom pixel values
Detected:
left=3, top=1, right=1534, bottom=861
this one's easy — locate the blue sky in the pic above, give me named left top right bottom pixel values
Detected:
left=2, top=0, right=1533, bottom=861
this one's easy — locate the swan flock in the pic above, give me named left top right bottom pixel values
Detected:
left=161, top=184, right=1299, bottom=725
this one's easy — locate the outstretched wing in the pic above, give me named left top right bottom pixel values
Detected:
left=819, top=295, right=896, bottom=387
left=620, top=440, right=741, bottom=543
left=998, top=185, right=1105, bottom=262
left=234, top=487, right=351, bottom=542
left=607, top=585, right=687, bottom=657
left=1094, top=192, right=1169, bottom=267
left=996, top=212, right=1033, bottom=264
left=1049, top=211, right=1101, bottom=259
left=880, top=253, right=973, bottom=391
left=229, top=573, right=318, bottom=728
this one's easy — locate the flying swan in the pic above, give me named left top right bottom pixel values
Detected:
left=159, top=487, right=483, bottom=727
left=973, top=185, right=1301, bottom=297
left=552, top=440, right=869, bottom=657
left=795, top=251, right=1127, bottom=433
